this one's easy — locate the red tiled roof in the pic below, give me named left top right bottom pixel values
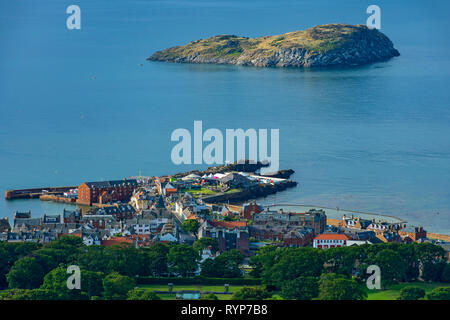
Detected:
left=314, top=234, right=350, bottom=240
left=212, top=220, right=247, bottom=229
left=59, top=232, right=81, bottom=238
left=102, top=237, right=133, bottom=246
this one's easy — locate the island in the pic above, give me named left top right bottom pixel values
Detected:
left=148, top=24, right=400, bottom=68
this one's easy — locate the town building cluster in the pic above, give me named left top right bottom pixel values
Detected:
left=1, top=170, right=444, bottom=259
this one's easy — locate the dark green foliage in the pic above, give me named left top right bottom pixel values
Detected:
left=318, top=273, right=367, bottom=300
left=193, top=238, right=219, bottom=253
left=201, top=250, right=244, bottom=278
left=374, top=249, right=406, bottom=286
left=81, top=270, right=104, bottom=298
left=280, top=276, right=319, bottom=300
left=231, top=287, right=272, bottom=300
left=0, top=242, right=42, bottom=288
left=6, top=256, right=46, bottom=289
left=422, top=261, right=446, bottom=282
left=426, top=287, right=450, bottom=300
left=127, top=288, right=161, bottom=300
left=40, top=266, right=87, bottom=300
left=103, top=272, right=136, bottom=300
left=397, top=286, right=426, bottom=300
left=260, top=247, right=324, bottom=289
left=167, top=244, right=199, bottom=277
left=200, top=293, right=219, bottom=300
left=136, top=276, right=261, bottom=286
left=181, top=219, right=200, bottom=234
left=0, top=288, right=59, bottom=300
left=441, top=264, right=450, bottom=283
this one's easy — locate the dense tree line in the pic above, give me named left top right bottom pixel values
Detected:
left=0, top=237, right=448, bottom=300
left=0, top=236, right=203, bottom=300
left=249, top=242, right=449, bottom=300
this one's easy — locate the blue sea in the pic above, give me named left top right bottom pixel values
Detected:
left=1, top=0, right=449, bottom=233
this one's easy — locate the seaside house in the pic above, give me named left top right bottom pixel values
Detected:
left=313, top=233, right=351, bottom=249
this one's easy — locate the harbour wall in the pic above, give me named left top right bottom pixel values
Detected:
left=5, top=186, right=77, bottom=200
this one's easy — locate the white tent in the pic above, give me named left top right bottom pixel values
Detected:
left=181, top=173, right=201, bottom=181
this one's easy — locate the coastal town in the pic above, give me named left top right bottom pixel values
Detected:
left=2, top=163, right=449, bottom=258
left=1, top=164, right=449, bottom=302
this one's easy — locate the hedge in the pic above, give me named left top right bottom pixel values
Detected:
left=136, top=276, right=261, bottom=286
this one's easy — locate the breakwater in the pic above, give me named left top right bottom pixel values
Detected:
left=39, top=194, right=76, bottom=204
left=5, top=186, right=77, bottom=200
left=202, top=180, right=297, bottom=204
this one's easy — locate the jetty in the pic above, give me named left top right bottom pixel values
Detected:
left=5, top=186, right=77, bottom=200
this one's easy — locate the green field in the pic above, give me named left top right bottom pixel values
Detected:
left=138, top=282, right=450, bottom=300
left=138, top=284, right=254, bottom=300
left=182, top=188, right=217, bottom=196
left=366, top=282, right=450, bottom=300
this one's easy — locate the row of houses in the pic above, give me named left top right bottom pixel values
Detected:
left=340, top=214, right=427, bottom=243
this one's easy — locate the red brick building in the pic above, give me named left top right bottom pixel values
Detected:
left=77, top=179, right=138, bottom=205
left=198, top=220, right=250, bottom=255
left=240, top=201, right=264, bottom=220
left=398, top=226, right=427, bottom=242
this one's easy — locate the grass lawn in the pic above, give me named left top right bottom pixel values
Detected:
left=367, top=282, right=450, bottom=300
left=225, top=188, right=241, bottom=194
left=182, top=188, right=217, bottom=197
left=138, top=284, right=255, bottom=300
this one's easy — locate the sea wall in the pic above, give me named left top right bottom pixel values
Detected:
left=202, top=181, right=297, bottom=204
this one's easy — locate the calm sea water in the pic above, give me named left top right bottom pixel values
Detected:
left=1, top=0, right=449, bottom=233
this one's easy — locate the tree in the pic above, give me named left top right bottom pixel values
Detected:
left=127, top=288, right=160, bottom=300
left=193, top=238, right=219, bottom=253
left=421, top=261, right=446, bottom=282
left=397, top=286, right=425, bottom=300
left=182, top=219, right=200, bottom=234
left=426, top=287, right=450, bottom=300
left=280, top=276, right=319, bottom=300
left=144, top=243, right=169, bottom=276
left=76, top=245, right=111, bottom=274
left=374, top=249, right=406, bottom=287
left=167, top=244, right=199, bottom=277
left=81, top=270, right=104, bottom=299
left=318, top=273, right=367, bottom=300
left=249, top=246, right=278, bottom=278
left=231, top=287, right=272, bottom=300
left=6, top=256, right=46, bottom=289
left=105, top=244, right=147, bottom=277
left=103, top=272, right=136, bottom=300
left=41, top=266, right=87, bottom=300
left=200, top=293, right=218, bottom=300
left=0, top=242, right=41, bottom=288
left=201, top=250, right=244, bottom=278
left=441, top=264, right=450, bottom=283
left=263, top=248, right=324, bottom=289
left=1, top=288, right=58, bottom=300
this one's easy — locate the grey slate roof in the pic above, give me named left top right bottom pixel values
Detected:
left=84, top=179, right=138, bottom=189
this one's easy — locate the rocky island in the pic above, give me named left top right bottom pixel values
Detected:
left=148, top=24, right=400, bottom=68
